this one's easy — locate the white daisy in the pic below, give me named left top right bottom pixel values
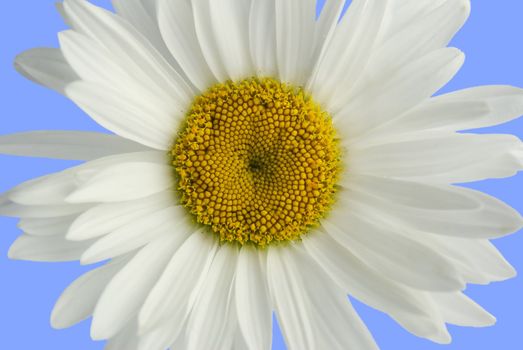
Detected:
left=2, top=0, right=523, bottom=349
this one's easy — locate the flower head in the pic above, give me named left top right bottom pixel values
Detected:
left=2, top=0, right=523, bottom=349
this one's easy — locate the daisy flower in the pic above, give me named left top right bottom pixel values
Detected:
left=2, top=0, right=523, bottom=349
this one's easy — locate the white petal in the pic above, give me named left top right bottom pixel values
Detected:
left=312, top=0, right=345, bottom=62
left=249, top=0, right=277, bottom=77
left=66, top=81, right=178, bottom=150
left=91, top=234, right=180, bottom=340
left=323, top=215, right=465, bottom=292
left=112, top=0, right=187, bottom=77
left=215, top=301, right=240, bottom=350
left=306, top=0, right=345, bottom=86
left=302, top=233, right=451, bottom=342
left=343, top=174, right=479, bottom=210
left=8, top=235, right=92, bottom=262
left=233, top=330, right=249, bottom=350
left=105, top=322, right=139, bottom=350
left=138, top=231, right=217, bottom=333
left=81, top=206, right=192, bottom=264
left=186, top=244, right=238, bottom=350
left=0, top=201, right=91, bottom=218
left=19, top=215, right=78, bottom=237
left=191, top=0, right=229, bottom=82
left=297, top=245, right=378, bottom=349
left=138, top=317, right=186, bottom=350
left=235, top=246, right=272, bottom=350
left=266, top=247, right=316, bottom=349
left=432, top=292, right=496, bottom=327
left=384, top=0, right=453, bottom=37
left=350, top=133, right=523, bottom=183
left=343, top=182, right=523, bottom=239
left=51, top=257, right=129, bottom=329
left=309, top=0, right=387, bottom=104
left=432, top=85, right=523, bottom=129
left=363, top=101, right=490, bottom=142
left=0, top=131, right=149, bottom=160
left=66, top=162, right=173, bottom=203
left=67, top=191, right=174, bottom=241
left=269, top=245, right=379, bottom=350
left=63, top=0, right=192, bottom=106
left=335, top=48, right=464, bottom=138
left=412, top=236, right=517, bottom=285
left=14, top=48, right=77, bottom=94
left=8, top=172, right=76, bottom=206
left=207, top=0, right=254, bottom=81
left=368, top=0, right=470, bottom=79
left=275, top=0, right=316, bottom=84
left=157, top=0, right=216, bottom=90
left=59, top=30, right=184, bottom=120
left=366, top=86, right=523, bottom=139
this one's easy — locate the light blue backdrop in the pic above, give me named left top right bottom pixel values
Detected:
left=0, top=1, right=522, bottom=349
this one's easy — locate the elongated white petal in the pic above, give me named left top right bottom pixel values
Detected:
left=350, top=133, right=523, bottom=183
left=363, top=101, right=489, bottom=142
left=59, top=30, right=183, bottom=121
left=235, top=246, right=272, bottom=350
left=269, top=246, right=379, bottom=349
left=0, top=131, right=148, bottom=160
left=66, top=81, right=178, bottom=150
left=432, top=292, right=496, bottom=327
left=343, top=174, right=479, bottom=210
left=303, top=233, right=451, bottom=343
left=63, top=0, right=191, bottom=106
left=0, top=201, right=91, bottom=218
left=312, top=0, right=345, bottom=62
left=207, top=0, right=253, bottom=81
left=368, top=0, right=470, bottom=78
left=343, top=183, right=523, bottom=239
left=433, top=85, right=523, bottom=129
left=112, top=0, right=186, bottom=77
left=139, top=232, right=217, bottom=333
left=186, top=244, right=238, bottom=350
left=67, top=191, right=174, bottom=241
left=81, top=206, right=191, bottom=264
left=191, top=0, right=229, bottom=82
left=384, top=0, right=453, bottom=38
left=158, top=0, right=216, bottom=90
left=323, top=215, right=464, bottom=292
left=214, top=301, right=239, bottom=350
left=297, top=245, right=379, bottom=349
left=91, top=234, right=180, bottom=340
left=66, top=162, right=173, bottom=203
left=19, top=215, right=77, bottom=237
left=275, top=0, right=316, bottom=84
left=365, top=86, right=523, bottom=140
left=8, top=235, right=92, bottom=262
left=14, top=48, right=77, bottom=94
left=411, top=236, right=516, bottom=285
left=267, top=246, right=316, bottom=349
left=8, top=173, right=76, bottom=206
left=335, top=48, right=464, bottom=138
left=249, top=0, right=277, bottom=77
left=309, top=0, right=387, bottom=105
left=105, top=322, right=139, bottom=350
left=138, top=317, right=186, bottom=350
left=51, top=257, right=129, bottom=329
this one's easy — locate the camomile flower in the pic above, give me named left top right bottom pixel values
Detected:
left=2, top=0, right=523, bottom=349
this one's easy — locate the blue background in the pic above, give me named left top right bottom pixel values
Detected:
left=1, top=1, right=522, bottom=349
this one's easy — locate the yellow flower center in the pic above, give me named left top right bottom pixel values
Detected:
left=172, top=78, right=341, bottom=247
